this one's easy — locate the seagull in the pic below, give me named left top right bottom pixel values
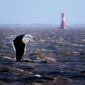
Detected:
left=13, top=34, right=34, bottom=62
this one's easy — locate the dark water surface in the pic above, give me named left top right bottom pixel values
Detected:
left=0, top=27, right=85, bottom=85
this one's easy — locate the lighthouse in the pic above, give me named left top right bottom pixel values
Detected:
left=60, top=12, right=67, bottom=30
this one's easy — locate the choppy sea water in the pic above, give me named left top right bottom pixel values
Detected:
left=0, top=28, right=85, bottom=85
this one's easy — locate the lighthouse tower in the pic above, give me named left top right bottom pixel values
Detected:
left=60, top=12, right=67, bottom=30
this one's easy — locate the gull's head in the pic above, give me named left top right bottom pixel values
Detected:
left=22, top=34, right=34, bottom=44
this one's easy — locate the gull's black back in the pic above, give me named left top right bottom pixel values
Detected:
left=13, top=35, right=25, bottom=62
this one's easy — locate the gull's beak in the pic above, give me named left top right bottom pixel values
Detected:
left=30, top=37, right=36, bottom=43
left=33, top=37, right=36, bottom=39
left=29, top=37, right=35, bottom=43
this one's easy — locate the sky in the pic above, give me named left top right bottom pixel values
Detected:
left=0, top=0, right=85, bottom=25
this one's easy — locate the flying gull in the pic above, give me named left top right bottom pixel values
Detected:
left=13, top=34, right=34, bottom=62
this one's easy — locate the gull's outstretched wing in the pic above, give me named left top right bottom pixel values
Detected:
left=13, top=35, right=25, bottom=62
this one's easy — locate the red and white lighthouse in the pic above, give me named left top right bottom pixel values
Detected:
left=60, top=12, right=67, bottom=30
